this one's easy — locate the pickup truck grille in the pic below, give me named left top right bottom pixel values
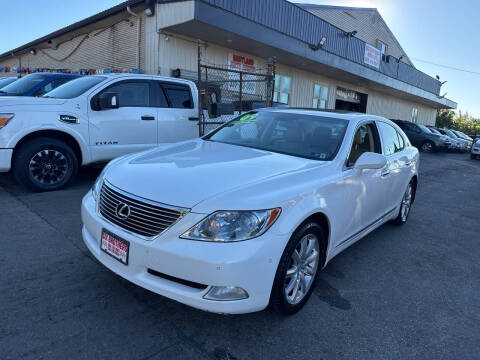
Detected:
left=99, top=182, right=187, bottom=238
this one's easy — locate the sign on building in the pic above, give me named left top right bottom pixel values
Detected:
left=228, top=54, right=257, bottom=94
left=364, top=44, right=381, bottom=69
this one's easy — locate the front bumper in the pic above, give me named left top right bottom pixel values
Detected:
left=471, top=147, right=480, bottom=155
left=81, top=191, right=285, bottom=314
left=0, top=149, right=13, bottom=172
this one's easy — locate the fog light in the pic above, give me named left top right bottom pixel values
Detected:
left=203, top=286, right=249, bottom=301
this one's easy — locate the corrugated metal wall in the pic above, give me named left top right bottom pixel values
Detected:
left=201, top=0, right=441, bottom=95
left=0, top=13, right=146, bottom=74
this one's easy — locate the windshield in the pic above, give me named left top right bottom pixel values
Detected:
left=418, top=124, right=431, bottom=133
left=0, top=74, right=48, bottom=95
left=428, top=127, right=441, bottom=135
left=43, top=76, right=106, bottom=99
left=443, top=129, right=459, bottom=139
left=206, top=111, right=349, bottom=161
left=0, top=77, right=17, bottom=89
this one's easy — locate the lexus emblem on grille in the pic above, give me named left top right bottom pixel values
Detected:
left=115, top=203, right=131, bottom=220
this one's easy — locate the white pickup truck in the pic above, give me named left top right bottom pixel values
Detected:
left=0, top=74, right=199, bottom=191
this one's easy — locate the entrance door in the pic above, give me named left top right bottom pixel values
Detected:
left=334, top=87, right=368, bottom=113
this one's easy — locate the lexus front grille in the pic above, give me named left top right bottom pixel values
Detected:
left=99, top=182, right=188, bottom=238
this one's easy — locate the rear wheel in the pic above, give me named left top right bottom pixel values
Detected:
left=271, top=221, right=325, bottom=315
left=421, top=141, right=435, bottom=153
left=13, top=137, right=78, bottom=191
left=394, top=180, right=414, bottom=225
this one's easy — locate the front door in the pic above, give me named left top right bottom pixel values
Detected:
left=88, top=79, right=158, bottom=162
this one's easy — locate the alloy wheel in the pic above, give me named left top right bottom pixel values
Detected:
left=284, top=233, right=320, bottom=305
left=422, top=142, right=433, bottom=152
left=28, top=149, right=69, bottom=185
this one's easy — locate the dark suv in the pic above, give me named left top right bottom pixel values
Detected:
left=391, top=120, right=450, bottom=152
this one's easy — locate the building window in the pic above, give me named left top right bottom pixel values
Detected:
left=313, top=84, right=329, bottom=109
left=411, top=108, right=418, bottom=123
left=377, top=40, right=388, bottom=55
left=274, top=75, right=291, bottom=104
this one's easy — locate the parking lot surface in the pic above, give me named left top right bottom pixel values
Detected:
left=1, top=153, right=479, bottom=360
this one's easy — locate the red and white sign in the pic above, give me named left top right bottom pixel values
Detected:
left=101, top=230, right=129, bottom=265
left=364, top=43, right=381, bottom=69
left=228, top=54, right=257, bottom=94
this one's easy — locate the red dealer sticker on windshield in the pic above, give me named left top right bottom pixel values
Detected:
left=100, top=229, right=130, bottom=265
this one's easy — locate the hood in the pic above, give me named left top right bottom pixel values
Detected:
left=105, top=139, right=322, bottom=209
left=0, top=96, right=67, bottom=108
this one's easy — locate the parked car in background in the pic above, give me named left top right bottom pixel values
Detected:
left=82, top=109, right=419, bottom=314
left=0, top=72, right=79, bottom=97
left=452, top=130, right=474, bottom=146
left=471, top=138, right=480, bottom=160
left=0, top=77, right=18, bottom=89
left=392, top=120, right=450, bottom=152
left=0, top=74, right=199, bottom=191
left=429, top=127, right=461, bottom=152
left=444, top=129, right=471, bottom=152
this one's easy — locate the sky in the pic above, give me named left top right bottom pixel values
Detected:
left=1, top=0, right=478, bottom=117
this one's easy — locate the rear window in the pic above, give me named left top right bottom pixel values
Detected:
left=162, top=83, right=193, bottom=108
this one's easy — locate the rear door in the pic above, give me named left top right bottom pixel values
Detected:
left=153, top=81, right=198, bottom=143
left=88, top=79, right=158, bottom=162
left=376, top=121, right=409, bottom=213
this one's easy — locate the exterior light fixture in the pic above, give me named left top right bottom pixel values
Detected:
left=30, top=49, right=36, bottom=55
left=344, top=30, right=357, bottom=37
left=309, top=36, right=327, bottom=51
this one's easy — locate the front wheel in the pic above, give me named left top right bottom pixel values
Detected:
left=394, top=180, right=414, bottom=225
left=420, top=141, right=435, bottom=153
left=271, top=222, right=325, bottom=315
left=13, top=137, right=78, bottom=191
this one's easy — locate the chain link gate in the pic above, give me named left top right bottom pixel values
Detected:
left=196, top=41, right=276, bottom=136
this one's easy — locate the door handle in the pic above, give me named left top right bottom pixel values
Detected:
left=188, top=116, right=199, bottom=121
left=141, top=115, right=155, bottom=121
left=381, top=169, right=390, bottom=177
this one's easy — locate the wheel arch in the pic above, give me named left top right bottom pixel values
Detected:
left=411, top=175, right=418, bottom=203
left=13, top=130, right=85, bottom=166
left=296, top=211, right=331, bottom=268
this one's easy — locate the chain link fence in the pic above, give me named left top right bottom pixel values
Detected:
left=197, top=47, right=275, bottom=136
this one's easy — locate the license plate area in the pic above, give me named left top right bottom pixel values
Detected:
left=100, top=229, right=130, bottom=265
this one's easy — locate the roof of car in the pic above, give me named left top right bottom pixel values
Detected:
left=25, top=72, right=80, bottom=78
left=259, top=107, right=387, bottom=121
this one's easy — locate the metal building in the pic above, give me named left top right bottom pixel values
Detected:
left=0, top=0, right=457, bottom=125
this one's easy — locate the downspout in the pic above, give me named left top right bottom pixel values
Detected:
left=126, top=5, right=140, bottom=69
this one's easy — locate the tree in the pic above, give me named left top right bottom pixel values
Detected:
left=436, top=109, right=455, bottom=128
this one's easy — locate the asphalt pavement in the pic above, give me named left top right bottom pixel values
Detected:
left=0, top=152, right=479, bottom=360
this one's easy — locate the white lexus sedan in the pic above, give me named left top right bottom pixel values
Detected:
left=81, top=109, right=419, bottom=314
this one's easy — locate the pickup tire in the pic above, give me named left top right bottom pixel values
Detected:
left=13, top=137, right=78, bottom=192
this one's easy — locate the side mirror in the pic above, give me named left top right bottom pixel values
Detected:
left=99, top=92, right=119, bottom=110
left=354, top=152, right=387, bottom=170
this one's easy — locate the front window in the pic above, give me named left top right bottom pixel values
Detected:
left=347, top=123, right=381, bottom=167
left=313, top=84, right=329, bottom=109
left=0, top=74, right=48, bottom=95
left=206, top=111, right=348, bottom=161
left=43, top=76, right=106, bottom=99
left=273, top=75, right=291, bottom=104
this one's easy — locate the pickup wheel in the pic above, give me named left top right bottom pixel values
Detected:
left=13, top=137, right=78, bottom=191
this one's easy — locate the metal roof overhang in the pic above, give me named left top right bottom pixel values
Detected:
left=164, top=0, right=456, bottom=109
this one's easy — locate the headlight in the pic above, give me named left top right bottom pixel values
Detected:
left=0, top=113, right=14, bottom=128
left=181, top=208, right=281, bottom=242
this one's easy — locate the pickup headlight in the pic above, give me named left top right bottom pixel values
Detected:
left=181, top=208, right=281, bottom=242
left=0, top=113, right=14, bottom=128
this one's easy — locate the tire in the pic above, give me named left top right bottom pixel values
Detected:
left=271, top=221, right=326, bottom=315
left=420, top=141, right=435, bottom=153
left=394, top=180, right=414, bottom=225
left=13, top=137, right=78, bottom=191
